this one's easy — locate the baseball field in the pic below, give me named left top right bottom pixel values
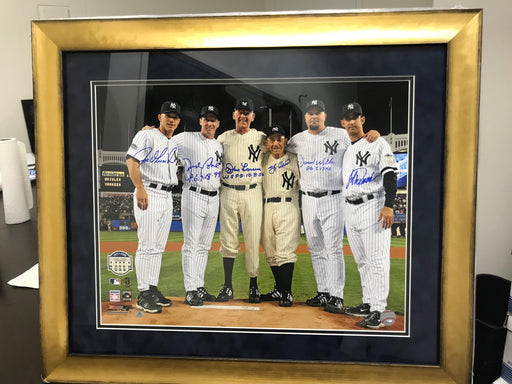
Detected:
left=99, top=230, right=407, bottom=317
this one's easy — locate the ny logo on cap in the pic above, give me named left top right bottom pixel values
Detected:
left=208, top=106, right=214, bottom=111
left=272, top=127, right=279, bottom=132
left=347, top=104, right=355, bottom=110
left=241, top=101, right=248, bottom=106
left=170, top=102, right=177, bottom=109
left=311, top=100, right=318, bottom=105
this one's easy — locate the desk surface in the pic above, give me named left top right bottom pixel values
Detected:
left=0, top=184, right=42, bottom=383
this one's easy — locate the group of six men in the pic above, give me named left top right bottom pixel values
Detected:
left=125, top=96, right=397, bottom=329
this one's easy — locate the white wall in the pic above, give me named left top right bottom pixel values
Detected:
left=433, top=0, right=512, bottom=282
left=1, top=0, right=509, bottom=281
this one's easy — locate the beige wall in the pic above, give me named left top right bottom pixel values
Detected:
left=2, top=0, right=510, bottom=281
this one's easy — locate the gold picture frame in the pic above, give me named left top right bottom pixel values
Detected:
left=33, top=9, right=481, bottom=383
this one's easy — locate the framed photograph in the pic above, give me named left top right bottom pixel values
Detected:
left=34, top=9, right=481, bottom=383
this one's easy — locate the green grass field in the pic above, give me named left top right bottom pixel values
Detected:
left=100, top=231, right=406, bottom=314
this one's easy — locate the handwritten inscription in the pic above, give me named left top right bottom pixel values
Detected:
left=181, top=157, right=221, bottom=183
left=135, top=146, right=178, bottom=165
left=268, top=158, right=290, bottom=174
left=345, top=168, right=376, bottom=189
left=223, top=162, right=263, bottom=179
left=298, top=155, right=334, bottom=171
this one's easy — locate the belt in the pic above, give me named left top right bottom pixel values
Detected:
left=222, top=182, right=257, bottom=191
left=148, top=183, right=173, bottom=192
left=264, top=197, right=292, bottom=203
left=302, top=190, right=341, bottom=198
left=189, top=186, right=218, bottom=197
left=346, top=194, right=375, bottom=205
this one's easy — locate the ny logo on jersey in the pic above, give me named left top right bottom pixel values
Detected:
left=355, top=150, right=371, bottom=166
left=215, top=150, right=223, bottom=164
left=282, top=171, right=296, bottom=190
left=248, top=144, right=261, bottom=162
left=324, top=140, right=339, bottom=155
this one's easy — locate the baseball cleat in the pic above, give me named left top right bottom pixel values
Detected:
left=185, top=291, right=203, bottom=306
left=261, top=287, right=282, bottom=301
left=136, top=290, right=162, bottom=313
left=216, top=285, right=234, bottom=302
left=279, top=290, right=293, bottom=307
left=248, top=286, right=261, bottom=303
left=344, top=303, right=371, bottom=317
left=305, top=292, right=330, bottom=307
left=324, top=296, right=344, bottom=314
left=197, top=287, right=216, bottom=302
left=153, top=289, right=172, bottom=307
left=360, top=311, right=384, bottom=329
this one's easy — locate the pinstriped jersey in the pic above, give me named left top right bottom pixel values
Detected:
left=126, top=128, right=179, bottom=186
left=262, top=152, right=300, bottom=200
left=217, top=128, right=266, bottom=185
left=173, top=132, right=223, bottom=191
left=342, top=136, right=397, bottom=199
left=286, top=126, right=350, bottom=192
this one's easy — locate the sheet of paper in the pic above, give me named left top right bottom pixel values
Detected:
left=7, top=263, right=39, bottom=289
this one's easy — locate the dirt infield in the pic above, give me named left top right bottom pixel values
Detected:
left=101, top=241, right=406, bottom=258
left=101, top=297, right=405, bottom=333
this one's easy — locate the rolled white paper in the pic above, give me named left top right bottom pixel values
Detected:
left=0, top=138, right=33, bottom=224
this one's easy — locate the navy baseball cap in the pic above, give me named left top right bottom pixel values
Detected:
left=305, top=99, right=326, bottom=113
left=200, top=105, right=220, bottom=119
left=235, top=98, right=254, bottom=111
left=160, top=101, right=181, bottom=116
left=267, top=126, right=288, bottom=138
left=341, top=102, right=363, bottom=118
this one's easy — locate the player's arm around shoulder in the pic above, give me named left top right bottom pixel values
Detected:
left=365, top=129, right=381, bottom=143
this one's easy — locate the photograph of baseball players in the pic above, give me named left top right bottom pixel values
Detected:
left=216, top=98, right=267, bottom=304
left=260, top=126, right=301, bottom=307
left=173, top=105, right=223, bottom=307
left=340, top=101, right=398, bottom=329
left=125, top=100, right=181, bottom=313
left=286, top=99, right=380, bottom=315
left=96, top=79, right=409, bottom=333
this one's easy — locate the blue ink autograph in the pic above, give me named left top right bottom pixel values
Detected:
left=268, top=158, right=290, bottom=174
left=345, top=168, right=376, bottom=189
left=135, top=146, right=178, bottom=165
left=223, top=162, right=263, bottom=179
left=298, top=155, right=334, bottom=171
left=181, top=157, right=221, bottom=183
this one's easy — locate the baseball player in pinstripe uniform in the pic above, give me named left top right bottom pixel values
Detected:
left=340, top=102, right=397, bottom=329
left=260, top=126, right=301, bottom=307
left=216, top=98, right=267, bottom=303
left=173, top=105, right=223, bottom=306
left=286, top=100, right=379, bottom=314
left=126, top=101, right=180, bottom=313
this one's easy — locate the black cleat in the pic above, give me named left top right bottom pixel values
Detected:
left=360, top=311, right=384, bottom=329
left=197, top=287, right=216, bottom=302
left=345, top=303, right=371, bottom=317
left=305, top=292, right=330, bottom=307
left=248, top=286, right=261, bottom=303
left=279, top=291, right=293, bottom=307
left=136, top=290, right=162, bottom=313
left=154, top=289, right=172, bottom=307
left=324, top=296, right=344, bottom=314
left=184, top=291, right=203, bottom=306
left=261, top=287, right=282, bottom=301
left=216, top=285, right=234, bottom=302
